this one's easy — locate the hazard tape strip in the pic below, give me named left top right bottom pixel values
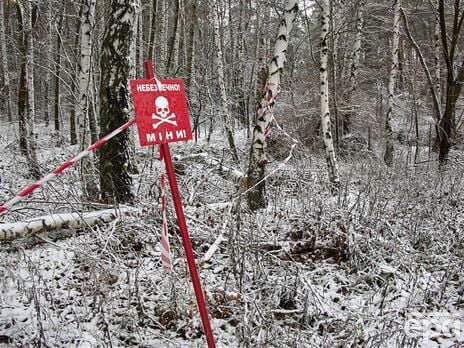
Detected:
left=0, top=118, right=137, bottom=214
left=251, top=80, right=300, bottom=190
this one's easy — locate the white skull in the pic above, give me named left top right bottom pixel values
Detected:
left=155, top=96, right=170, bottom=119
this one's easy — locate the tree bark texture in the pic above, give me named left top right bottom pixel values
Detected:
left=166, top=0, right=180, bottom=74
left=438, top=0, right=464, bottom=163
left=213, top=0, right=239, bottom=162
left=148, top=0, right=157, bottom=62
left=320, top=0, right=340, bottom=186
left=384, top=0, right=401, bottom=167
left=0, top=207, right=141, bottom=242
left=246, top=0, right=298, bottom=210
left=185, top=0, right=197, bottom=89
left=0, top=0, right=13, bottom=122
left=344, top=0, right=364, bottom=134
left=99, top=0, right=139, bottom=204
left=54, top=9, right=65, bottom=133
left=77, top=0, right=99, bottom=201
left=16, top=0, right=40, bottom=179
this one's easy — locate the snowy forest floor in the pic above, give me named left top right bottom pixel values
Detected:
left=1, top=121, right=464, bottom=347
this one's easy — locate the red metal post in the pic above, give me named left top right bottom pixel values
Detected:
left=144, top=60, right=216, bottom=348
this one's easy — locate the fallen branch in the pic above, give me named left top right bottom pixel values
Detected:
left=0, top=207, right=141, bottom=242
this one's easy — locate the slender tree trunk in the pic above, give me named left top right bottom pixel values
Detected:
left=437, top=0, right=464, bottom=163
left=166, top=0, right=180, bottom=74
left=213, top=0, right=239, bottom=162
left=54, top=10, right=65, bottom=134
left=43, top=0, right=52, bottom=127
left=246, top=0, right=298, bottom=210
left=78, top=0, right=96, bottom=146
left=330, top=0, right=343, bottom=149
left=384, top=0, right=401, bottom=166
left=16, top=1, right=40, bottom=178
left=434, top=4, right=442, bottom=106
left=70, top=1, right=83, bottom=145
left=0, top=0, right=13, bottom=122
left=99, top=0, right=138, bottom=203
left=77, top=0, right=99, bottom=201
left=235, top=0, right=248, bottom=126
left=136, top=7, right=144, bottom=76
left=185, top=0, right=197, bottom=89
left=344, top=0, right=364, bottom=134
left=158, top=0, right=166, bottom=73
left=320, top=0, right=340, bottom=187
left=186, top=0, right=198, bottom=89
left=148, top=0, right=157, bottom=62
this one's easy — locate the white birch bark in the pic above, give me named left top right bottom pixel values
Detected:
left=320, top=0, right=340, bottom=186
left=384, top=0, right=401, bottom=166
left=213, top=0, right=239, bottom=161
left=0, top=0, right=13, bottom=122
left=0, top=207, right=141, bottom=242
left=77, top=0, right=95, bottom=146
left=246, top=0, right=298, bottom=210
left=77, top=0, right=98, bottom=201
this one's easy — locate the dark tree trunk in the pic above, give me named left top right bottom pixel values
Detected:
left=99, top=0, right=138, bottom=204
left=437, top=0, right=464, bottom=164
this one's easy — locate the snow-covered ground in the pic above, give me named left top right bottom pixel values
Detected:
left=1, top=121, right=463, bottom=347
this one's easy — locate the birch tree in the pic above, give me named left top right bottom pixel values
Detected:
left=99, top=0, right=139, bottom=203
left=0, top=0, right=13, bottom=122
left=384, top=0, right=401, bottom=166
left=77, top=0, right=99, bottom=200
left=320, top=0, right=340, bottom=187
left=246, top=0, right=298, bottom=210
left=213, top=0, right=239, bottom=162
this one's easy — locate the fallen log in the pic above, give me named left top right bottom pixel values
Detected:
left=0, top=207, right=141, bottom=242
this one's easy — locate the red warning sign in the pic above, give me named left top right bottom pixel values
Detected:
left=130, top=79, right=192, bottom=146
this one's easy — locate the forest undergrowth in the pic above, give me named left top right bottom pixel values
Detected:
left=0, top=123, right=463, bottom=347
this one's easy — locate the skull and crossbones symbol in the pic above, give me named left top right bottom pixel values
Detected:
left=152, top=96, right=177, bottom=129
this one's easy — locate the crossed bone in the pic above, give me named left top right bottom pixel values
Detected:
left=152, top=113, right=177, bottom=129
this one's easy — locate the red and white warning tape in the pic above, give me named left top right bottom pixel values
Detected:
left=243, top=81, right=300, bottom=194
left=0, top=118, right=137, bottom=214
left=159, top=150, right=172, bottom=270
